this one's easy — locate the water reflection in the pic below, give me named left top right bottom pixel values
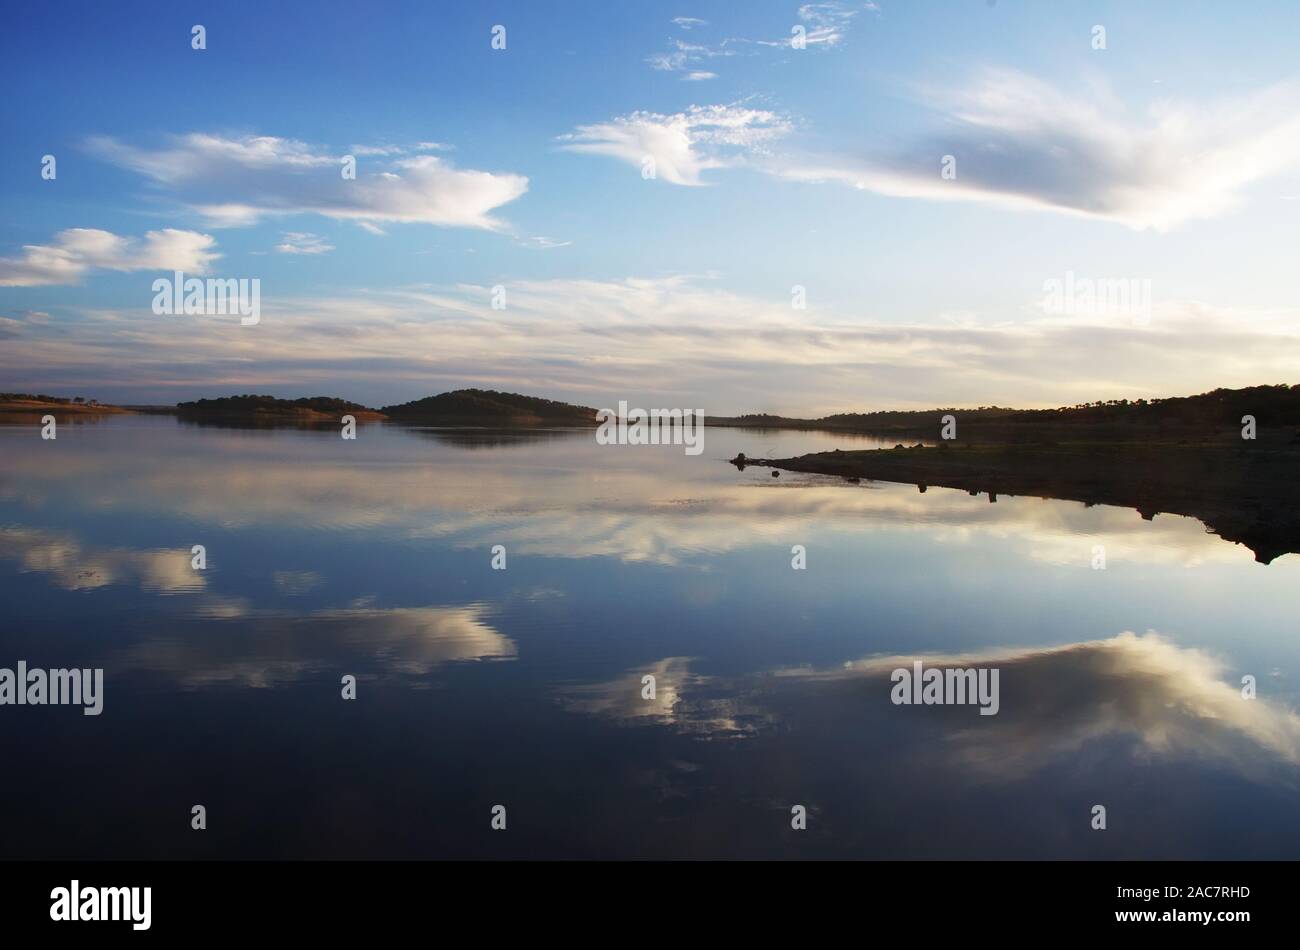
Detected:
left=1, top=417, right=1298, bottom=858
left=566, top=633, right=1300, bottom=780
left=0, top=525, right=203, bottom=593
left=0, top=418, right=1265, bottom=567
left=118, top=604, right=515, bottom=688
left=404, top=426, right=590, bottom=450
left=559, top=657, right=752, bottom=736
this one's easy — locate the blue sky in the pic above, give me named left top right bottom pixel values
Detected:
left=3, top=1, right=1300, bottom=413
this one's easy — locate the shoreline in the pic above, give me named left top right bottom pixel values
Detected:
left=0, top=400, right=134, bottom=416
left=731, top=440, right=1300, bottom=564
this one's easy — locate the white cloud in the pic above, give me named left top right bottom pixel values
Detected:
left=684, top=71, right=717, bottom=81
left=775, top=69, right=1300, bottom=230
left=558, top=104, right=792, bottom=185
left=274, top=232, right=335, bottom=255
left=0, top=228, right=218, bottom=287
left=8, top=275, right=1300, bottom=415
left=672, top=17, right=708, bottom=30
left=89, top=133, right=528, bottom=231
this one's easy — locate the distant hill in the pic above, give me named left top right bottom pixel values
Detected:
left=381, top=389, right=598, bottom=425
left=175, top=395, right=384, bottom=421
left=719, top=384, right=1300, bottom=441
left=819, top=384, right=1300, bottom=427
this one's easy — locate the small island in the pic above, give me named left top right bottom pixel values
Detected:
left=163, top=388, right=601, bottom=427
left=380, top=389, right=598, bottom=426
left=176, top=395, right=385, bottom=424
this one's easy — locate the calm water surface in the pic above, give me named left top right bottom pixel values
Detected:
left=2, top=416, right=1298, bottom=858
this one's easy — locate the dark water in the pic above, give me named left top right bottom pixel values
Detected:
left=2, top=416, right=1298, bottom=859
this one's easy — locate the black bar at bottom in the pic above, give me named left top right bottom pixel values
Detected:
left=0, top=860, right=1283, bottom=937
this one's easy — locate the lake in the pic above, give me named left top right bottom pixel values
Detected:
left=2, top=415, right=1298, bottom=858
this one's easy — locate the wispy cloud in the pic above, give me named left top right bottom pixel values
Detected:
left=0, top=228, right=218, bottom=287
left=647, top=1, right=863, bottom=77
left=515, top=236, right=573, bottom=250
left=775, top=68, right=1300, bottom=230
left=348, top=142, right=449, bottom=157
left=88, top=132, right=528, bottom=231
left=752, top=2, right=865, bottom=48
left=649, top=3, right=867, bottom=78
left=274, top=232, right=334, bottom=255
left=558, top=104, right=792, bottom=185
left=646, top=38, right=735, bottom=75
